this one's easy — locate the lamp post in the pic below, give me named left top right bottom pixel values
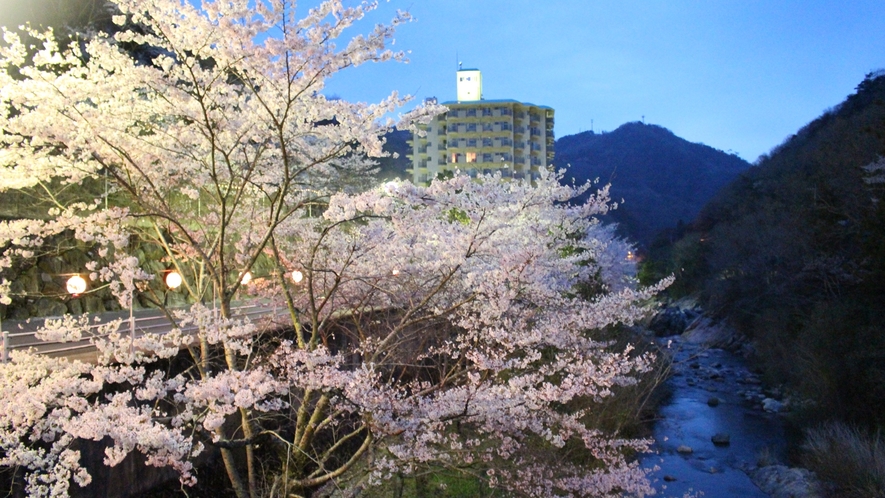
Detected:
left=1, top=318, right=6, bottom=363
left=163, top=270, right=183, bottom=308
left=128, top=277, right=135, bottom=354
left=165, top=271, right=183, bottom=290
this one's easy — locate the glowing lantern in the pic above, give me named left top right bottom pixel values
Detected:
left=66, top=275, right=87, bottom=295
left=291, top=270, right=304, bottom=283
left=165, top=271, right=183, bottom=289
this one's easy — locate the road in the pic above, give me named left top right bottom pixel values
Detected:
left=0, top=301, right=291, bottom=363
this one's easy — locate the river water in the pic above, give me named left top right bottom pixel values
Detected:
left=640, top=332, right=789, bottom=497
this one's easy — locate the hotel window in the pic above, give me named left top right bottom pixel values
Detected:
left=466, top=152, right=477, bottom=163
left=467, top=139, right=477, bottom=147
left=482, top=138, right=493, bottom=147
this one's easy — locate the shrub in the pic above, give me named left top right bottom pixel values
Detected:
left=802, top=421, right=885, bottom=497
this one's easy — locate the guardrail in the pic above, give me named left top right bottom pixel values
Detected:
left=0, top=302, right=290, bottom=362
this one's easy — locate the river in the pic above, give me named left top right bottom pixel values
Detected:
left=640, top=323, right=791, bottom=497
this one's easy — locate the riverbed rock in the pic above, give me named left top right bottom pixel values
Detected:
left=751, top=465, right=824, bottom=498
left=707, top=396, right=721, bottom=407
left=763, top=398, right=784, bottom=413
left=676, top=445, right=693, bottom=454
left=711, top=433, right=730, bottom=446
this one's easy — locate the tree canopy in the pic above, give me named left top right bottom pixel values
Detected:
left=0, top=1, right=667, bottom=497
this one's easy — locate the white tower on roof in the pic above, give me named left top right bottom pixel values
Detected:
left=456, top=68, right=482, bottom=102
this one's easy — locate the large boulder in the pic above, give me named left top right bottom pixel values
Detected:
left=649, top=307, right=690, bottom=337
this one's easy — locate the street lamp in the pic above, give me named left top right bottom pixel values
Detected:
left=1, top=317, right=6, bottom=363
left=240, top=271, right=252, bottom=285
left=165, top=271, right=183, bottom=289
left=66, top=275, right=87, bottom=295
left=291, top=270, right=303, bottom=284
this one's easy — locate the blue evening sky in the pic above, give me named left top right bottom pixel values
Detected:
left=317, top=0, right=885, bottom=162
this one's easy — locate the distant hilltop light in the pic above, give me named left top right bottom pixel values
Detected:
left=407, top=68, right=555, bottom=186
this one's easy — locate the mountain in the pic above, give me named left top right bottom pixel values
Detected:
left=647, top=71, right=885, bottom=429
left=554, top=122, right=750, bottom=247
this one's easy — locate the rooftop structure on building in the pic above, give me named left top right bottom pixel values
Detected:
left=407, top=69, right=554, bottom=185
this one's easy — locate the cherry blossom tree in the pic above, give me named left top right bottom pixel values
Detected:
left=0, top=1, right=669, bottom=497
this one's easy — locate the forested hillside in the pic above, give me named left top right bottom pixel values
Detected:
left=645, top=71, right=885, bottom=429
left=554, top=122, right=750, bottom=246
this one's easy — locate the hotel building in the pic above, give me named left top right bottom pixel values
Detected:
left=407, top=69, right=555, bottom=185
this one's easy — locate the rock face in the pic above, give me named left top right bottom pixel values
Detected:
left=649, top=306, right=699, bottom=337
left=752, top=465, right=824, bottom=498
left=0, top=235, right=200, bottom=320
left=681, top=314, right=754, bottom=356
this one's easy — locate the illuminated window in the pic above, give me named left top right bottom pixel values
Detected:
left=466, top=152, right=477, bottom=163
left=451, top=153, right=459, bottom=163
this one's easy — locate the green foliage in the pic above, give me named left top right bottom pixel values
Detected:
left=639, top=232, right=707, bottom=297
left=445, top=207, right=470, bottom=225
